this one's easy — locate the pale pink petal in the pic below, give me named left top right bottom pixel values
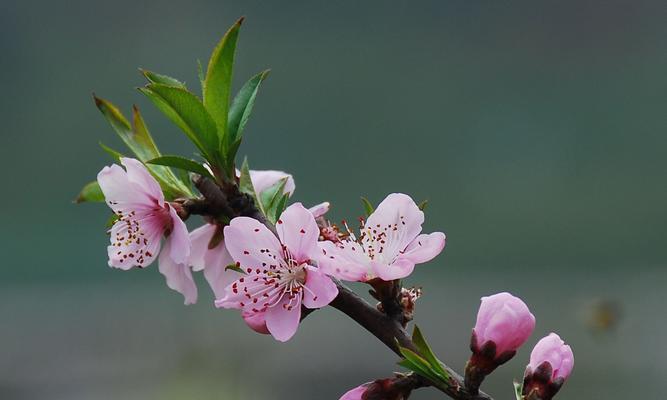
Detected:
left=158, top=240, right=197, bottom=305
left=529, top=333, right=574, bottom=380
left=97, top=164, right=150, bottom=207
left=120, top=157, right=164, bottom=203
left=189, top=224, right=218, bottom=272
left=242, top=310, right=270, bottom=334
left=400, top=232, right=446, bottom=264
left=302, top=265, right=338, bottom=308
left=276, top=203, right=320, bottom=262
left=203, top=260, right=239, bottom=300
left=339, top=384, right=368, bottom=400
left=363, top=193, right=424, bottom=257
left=249, top=169, right=296, bottom=195
left=372, top=258, right=415, bottom=281
left=265, top=294, right=302, bottom=342
left=308, top=202, right=330, bottom=218
left=166, top=205, right=190, bottom=264
left=317, top=241, right=370, bottom=281
left=223, top=217, right=282, bottom=273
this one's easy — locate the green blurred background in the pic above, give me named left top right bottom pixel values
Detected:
left=1, top=0, right=666, bottom=398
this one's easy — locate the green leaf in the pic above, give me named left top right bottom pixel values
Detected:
left=412, top=326, right=448, bottom=378
left=397, top=359, right=439, bottom=382
left=148, top=156, right=213, bottom=179
left=75, top=181, right=104, bottom=203
left=93, top=95, right=160, bottom=162
left=274, top=193, right=289, bottom=222
left=227, top=69, right=270, bottom=147
left=513, top=381, right=524, bottom=400
left=105, top=213, right=120, bottom=229
left=361, top=196, right=374, bottom=216
left=139, top=84, right=218, bottom=161
left=131, top=106, right=194, bottom=196
left=139, top=68, right=186, bottom=88
left=197, top=59, right=205, bottom=91
left=203, top=17, right=244, bottom=149
left=260, top=177, right=288, bottom=223
left=418, top=199, right=429, bottom=211
left=225, top=264, right=245, bottom=274
left=397, top=347, right=441, bottom=382
left=238, top=157, right=264, bottom=214
left=99, top=142, right=123, bottom=162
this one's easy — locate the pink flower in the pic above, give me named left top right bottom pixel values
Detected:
left=97, top=157, right=190, bottom=270
left=339, top=383, right=369, bottom=400
left=318, top=193, right=445, bottom=282
left=527, top=333, right=574, bottom=381
left=215, top=203, right=339, bottom=341
left=473, top=292, right=536, bottom=357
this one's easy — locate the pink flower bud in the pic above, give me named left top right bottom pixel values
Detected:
left=473, top=292, right=536, bottom=356
left=528, top=333, right=574, bottom=380
left=522, top=333, right=574, bottom=400
left=465, top=292, right=535, bottom=394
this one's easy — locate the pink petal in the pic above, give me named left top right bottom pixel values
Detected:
left=302, top=265, right=338, bottom=309
left=120, top=157, right=164, bottom=203
left=265, top=294, right=302, bottom=342
left=158, top=240, right=197, bottom=305
left=339, top=384, right=369, bottom=400
left=242, top=310, right=270, bottom=335
left=364, top=193, right=424, bottom=252
left=249, top=169, right=296, bottom=195
left=372, top=258, right=415, bottom=281
left=97, top=164, right=151, bottom=206
left=223, top=217, right=282, bottom=273
left=308, top=202, right=330, bottom=218
left=317, top=241, right=370, bottom=282
left=166, top=205, right=190, bottom=264
left=276, top=203, right=320, bottom=262
left=203, top=259, right=239, bottom=300
left=188, top=224, right=218, bottom=272
left=400, top=232, right=446, bottom=264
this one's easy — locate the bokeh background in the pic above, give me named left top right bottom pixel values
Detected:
left=1, top=0, right=666, bottom=399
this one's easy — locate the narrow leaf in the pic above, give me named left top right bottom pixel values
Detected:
left=105, top=213, right=120, bottom=229
left=93, top=95, right=159, bottom=161
left=238, top=158, right=264, bottom=215
left=99, top=142, right=123, bottom=162
left=139, top=68, right=186, bottom=88
left=274, top=193, right=289, bottom=222
left=399, top=346, right=449, bottom=383
left=203, top=17, right=244, bottom=147
left=75, top=181, right=104, bottom=203
left=139, top=84, right=218, bottom=160
left=225, top=264, right=245, bottom=274
left=418, top=199, right=429, bottom=211
left=227, top=69, right=270, bottom=146
left=147, top=156, right=213, bottom=178
left=260, top=177, right=288, bottom=221
left=397, top=358, right=440, bottom=383
left=412, top=326, right=448, bottom=378
left=513, top=381, right=524, bottom=400
left=197, top=59, right=205, bottom=91
left=361, top=196, right=374, bottom=216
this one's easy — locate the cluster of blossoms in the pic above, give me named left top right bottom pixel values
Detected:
left=82, top=18, right=575, bottom=400
left=97, top=157, right=445, bottom=342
